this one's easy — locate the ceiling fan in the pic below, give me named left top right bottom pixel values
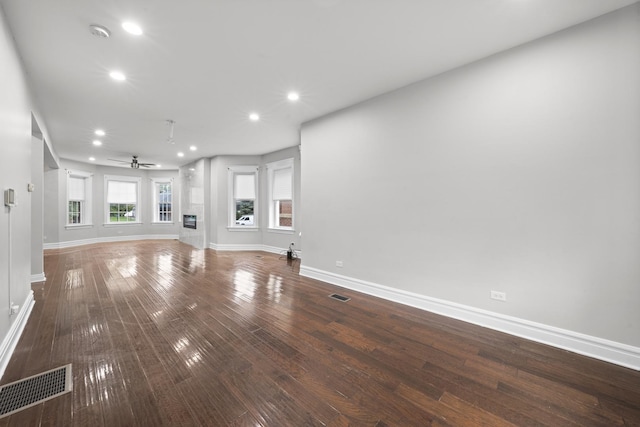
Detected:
left=108, top=155, right=156, bottom=169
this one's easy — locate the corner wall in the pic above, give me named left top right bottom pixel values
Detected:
left=300, top=5, right=640, bottom=367
left=0, top=5, right=37, bottom=377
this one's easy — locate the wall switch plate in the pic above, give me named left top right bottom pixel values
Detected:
left=335, top=260, right=343, bottom=268
left=490, top=290, right=507, bottom=301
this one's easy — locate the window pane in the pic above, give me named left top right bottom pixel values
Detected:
left=109, top=203, right=136, bottom=222
left=277, top=200, right=292, bottom=227
left=68, top=201, right=82, bottom=224
left=235, top=200, right=254, bottom=220
left=156, top=182, right=172, bottom=222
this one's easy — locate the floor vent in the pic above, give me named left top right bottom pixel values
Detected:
left=0, top=364, right=72, bottom=418
left=329, top=293, right=351, bottom=302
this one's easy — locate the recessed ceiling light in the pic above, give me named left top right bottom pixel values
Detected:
left=122, top=22, right=143, bottom=36
left=89, top=24, right=111, bottom=38
left=89, top=157, right=96, bottom=161
left=109, top=71, right=126, bottom=81
left=287, top=92, right=300, bottom=101
left=92, top=140, right=102, bottom=146
left=156, top=164, right=162, bottom=168
left=95, top=129, right=105, bottom=136
left=189, top=168, right=195, bottom=171
left=189, top=146, right=197, bottom=151
left=177, top=152, right=184, bottom=157
left=249, top=113, right=260, bottom=121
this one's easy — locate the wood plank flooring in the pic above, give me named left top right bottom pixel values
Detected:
left=1, top=240, right=638, bottom=426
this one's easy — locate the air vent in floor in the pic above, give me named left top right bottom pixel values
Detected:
left=0, top=364, right=72, bottom=418
left=329, top=293, right=351, bottom=302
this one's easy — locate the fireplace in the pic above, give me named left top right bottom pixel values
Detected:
left=183, top=214, right=197, bottom=229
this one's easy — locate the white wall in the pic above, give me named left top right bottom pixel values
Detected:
left=43, top=159, right=180, bottom=248
left=301, top=4, right=640, bottom=355
left=0, top=5, right=37, bottom=374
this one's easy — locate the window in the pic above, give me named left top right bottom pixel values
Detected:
left=152, top=179, right=173, bottom=223
left=105, top=175, right=141, bottom=224
left=66, top=171, right=92, bottom=226
left=267, top=158, right=294, bottom=230
left=228, top=166, right=258, bottom=228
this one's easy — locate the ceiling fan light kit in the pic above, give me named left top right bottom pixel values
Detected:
left=108, top=155, right=155, bottom=169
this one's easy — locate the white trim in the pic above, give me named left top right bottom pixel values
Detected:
left=104, top=175, right=142, bottom=224
left=30, top=273, right=46, bottom=283
left=150, top=177, right=173, bottom=223
left=210, top=243, right=264, bottom=252
left=228, top=165, right=259, bottom=228
left=43, top=234, right=178, bottom=250
left=0, top=291, right=35, bottom=380
left=226, top=226, right=259, bottom=232
left=65, top=224, right=93, bottom=230
left=209, top=243, right=302, bottom=258
left=299, top=265, right=640, bottom=371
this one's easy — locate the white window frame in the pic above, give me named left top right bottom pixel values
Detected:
left=104, top=175, right=142, bottom=225
left=267, top=158, right=294, bottom=232
left=228, top=165, right=259, bottom=230
left=151, top=178, right=174, bottom=224
left=66, top=170, right=93, bottom=228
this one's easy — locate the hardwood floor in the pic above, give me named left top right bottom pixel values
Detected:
left=1, top=240, right=638, bottom=426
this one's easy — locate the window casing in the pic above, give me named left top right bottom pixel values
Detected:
left=267, top=158, right=294, bottom=230
left=66, top=171, right=92, bottom=226
left=228, top=166, right=258, bottom=228
left=151, top=179, right=173, bottom=223
left=105, top=175, right=141, bottom=224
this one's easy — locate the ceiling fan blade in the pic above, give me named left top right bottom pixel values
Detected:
left=108, top=158, right=130, bottom=163
left=139, top=163, right=156, bottom=167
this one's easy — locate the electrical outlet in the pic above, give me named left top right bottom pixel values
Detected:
left=335, top=260, right=343, bottom=268
left=490, top=290, right=506, bottom=301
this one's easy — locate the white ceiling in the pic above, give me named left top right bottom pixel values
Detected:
left=2, top=0, right=637, bottom=169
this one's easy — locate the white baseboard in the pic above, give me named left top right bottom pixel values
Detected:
left=299, top=265, right=640, bottom=371
left=44, top=234, right=179, bottom=250
left=209, top=243, right=302, bottom=258
left=30, top=273, right=46, bottom=283
left=0, top=291, right=35, bottom=380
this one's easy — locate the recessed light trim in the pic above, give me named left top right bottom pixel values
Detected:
left=287, top=92, right=300, bottom=101
left=249, top=113, right=260, bottom=121
left=109, top=71, right=126, bottom=81
left=95, top=129, right=105, bottom=136
left=92, top=140, right=102, bottom=146
left=89, top=157, right=96, bottom=161
left=177, top=152, right=185, bottom=157
left=89, top=24, right=111, bottom=38
left=189, top=146, right=197, bottom=151
left=122, top=22, right=143, bottom=36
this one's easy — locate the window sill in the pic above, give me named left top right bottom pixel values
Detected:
left=267, top=228, right=294, bottom=235
left=151, top=221, right=175, bottom=225
left=65, top=224, right=93, bottom=230
left=103, top=222, right=142, bottom=227
left=227, top=226, right=260, bottom=232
